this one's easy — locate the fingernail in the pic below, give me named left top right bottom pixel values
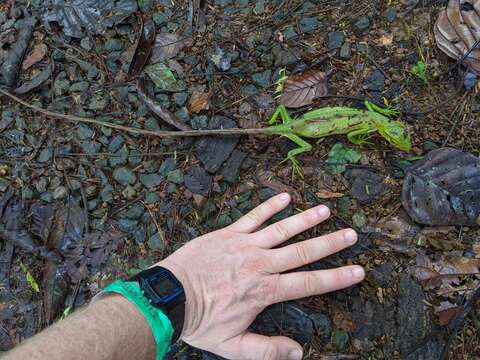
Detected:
left=344, top=229, right=357, bottom=244
left=287, top=349, right=302, bottom=360
left=316, top=205, right=330, bottom=217
left=279, top=193, right=290, bottom=201
left=351, top=266, right=365, bottom=280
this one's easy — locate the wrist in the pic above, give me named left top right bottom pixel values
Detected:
left=91, top=293, right=156, bottom=359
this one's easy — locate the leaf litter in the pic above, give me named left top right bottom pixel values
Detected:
left=1, top=0, right=480, bottom=357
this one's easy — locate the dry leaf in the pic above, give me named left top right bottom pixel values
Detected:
left=435, top=0, right=480, bottom=74
left=377, top=34, right=393, bottom=47
left=150, top=33, right=191, bottom=64
left=278, top=69, right=330, bottom=108
left=315, top=189, right=344, bottom=199
left=414, top=253, right=480, bottom=291
left=22, top=43, right=47, bottom=70
left=434, top=301, right=459, bottom=326
left=187, top=90, right=211, bottom=113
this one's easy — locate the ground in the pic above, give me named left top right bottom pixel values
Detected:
left=0, top=0, right=480, bottom=359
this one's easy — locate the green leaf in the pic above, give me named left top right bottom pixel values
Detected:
left=20, top=262, right=40, bottom=293
left=326, top=143, right=362, bottom=174
left=144, top=63, right=184, bottom=92
left=411, top=61, right=426, bottom=82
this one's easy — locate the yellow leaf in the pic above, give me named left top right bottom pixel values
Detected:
left=20, top=262, right=40, bottom=293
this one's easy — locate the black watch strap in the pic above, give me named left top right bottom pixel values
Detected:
left=130, top=267, right=185, bottom=343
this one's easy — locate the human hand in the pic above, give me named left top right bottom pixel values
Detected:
left=157, top=193, right=364, bottom=360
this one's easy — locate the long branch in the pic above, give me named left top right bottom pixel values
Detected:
left=0, top=89, right=272, bottom=137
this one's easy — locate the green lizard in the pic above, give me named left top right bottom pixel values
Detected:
left=0, top=89, right=411, bottom=180
left=264, top=101, right=411, bottom=178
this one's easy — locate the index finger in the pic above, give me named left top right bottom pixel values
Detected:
left=253, top=205, right=330, bottom=248
left=227, top=193, right=291, bottom=233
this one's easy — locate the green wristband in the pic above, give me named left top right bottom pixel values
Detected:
left=99, top=280, right=174, bottom=360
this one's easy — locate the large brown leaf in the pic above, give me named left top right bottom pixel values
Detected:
left=435, top=0, right=480, bottom=74
left=277, top=69, right=329, bottom=108
left=402, top=148, right=480, bottom=226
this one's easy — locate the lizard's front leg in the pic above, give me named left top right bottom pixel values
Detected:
left=280, top=133, right=313, bottom=180
left=267, top=105, right=293, bottom=125
left=347, top=126, right=374, bottom=145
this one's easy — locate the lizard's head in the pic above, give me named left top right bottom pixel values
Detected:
left=376, top=120, right=411, bottom=151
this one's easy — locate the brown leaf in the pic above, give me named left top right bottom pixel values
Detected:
left=187, top=90, right=211, bottom=113
left=278, top=69, right=329, bottom=108
left=434, top=301, right=459, bottom=326
left=128, top=19, right=156, bottom=78
left=22, top=43, right=47, bottom=70
left=150, top=33, right=191, bottom=64
left=414, top=253, right=480, bottom=290
left=435, top=0, right=480, bottom=74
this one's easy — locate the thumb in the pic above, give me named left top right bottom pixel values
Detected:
left=220, top=332, right=303, bottom=360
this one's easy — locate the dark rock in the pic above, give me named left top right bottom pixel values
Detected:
left=254, top=0, right=265, bottom=15
left=77, top=124, right=94, bottom=140
left=339, top=42, right=351, bottom=59
left=464, top=71, right=477, bottom=91
left=109, top=149, right=129, bottom=167
left=334, top=330, right=350, bottom=351
left=345, top=169, right=386, bottom=204
left=145, top=192, right=160, bottom=204
left=113, top=167, right=136, bottom=186
left=191, top=115, right=209, bottom=130
left=327, top=31, right=344, bottom=49
left=299, top=17, right=318, bottom=33
left=364, top=69, right=385, bottom=92
left=139, top=174, right=163, bottom=188
left=173, top=92, right=188, bottom=106
left=196, top=116, right=239, bottom=173
left=108, top=135, right=125, bottom=153
left=281, top=25, right=297, bottom=40
left=384, top=7, right=397, bottom=23
left=118, top=219, right=138, bottom=233
left=220, top=150, right=247, bottom=183
left=184, top=166, right=212, bottom=196
left=272, top=44, right=299, bottom=66
left=80, top=141, right=101, bottom=154
left=252, top=69, right=272, bottom=87
left=148, top=232, right=165, bottom=250
left=251, top=302, right=314, bottom=345
left=354, top=16, right=370, bottom=30
left=125, top=204, right=144, bottom=219
left=167, top=169, right=184, bottom=184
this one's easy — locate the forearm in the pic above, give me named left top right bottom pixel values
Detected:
left=4, top=294, right=156, bottom=360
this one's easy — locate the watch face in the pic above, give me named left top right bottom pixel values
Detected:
left=144, top=270, right=183, bottom=305
left=150, top=276, right=178, bottom=298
